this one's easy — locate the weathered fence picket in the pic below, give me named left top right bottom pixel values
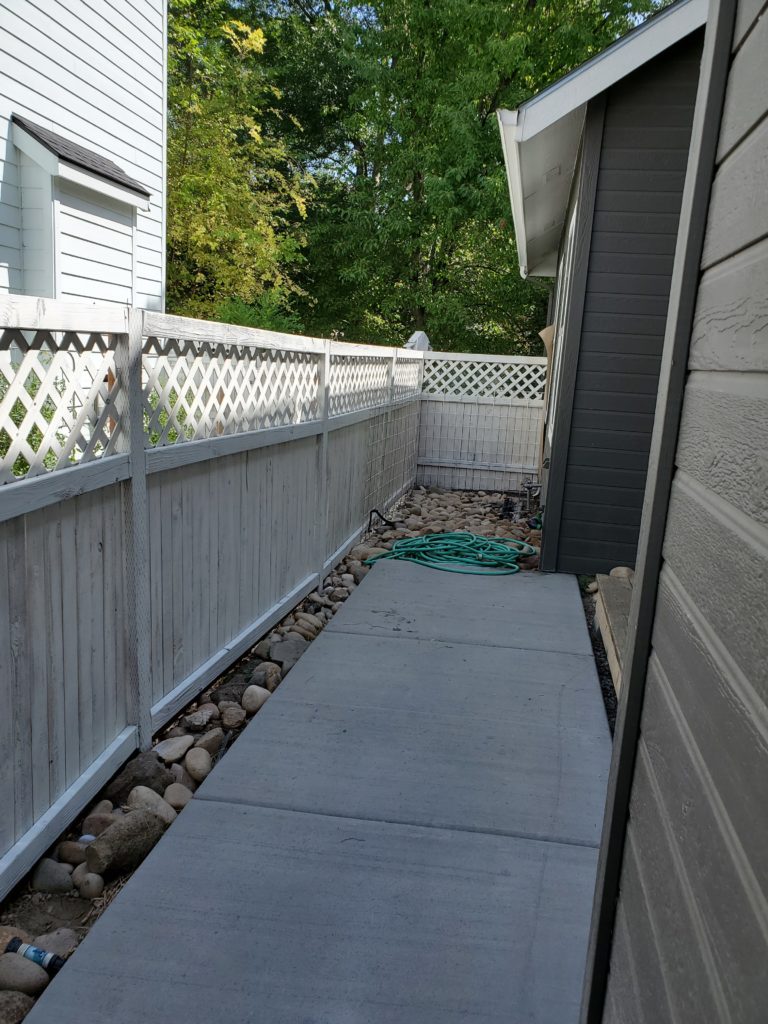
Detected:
left=0, top=297, right=545, bottom=900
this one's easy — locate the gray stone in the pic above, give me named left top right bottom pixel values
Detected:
left=269, top=637, right=309, bottom=671
left=350, top=563, right=370, bottom=585
left=72, top=862, right=90, bottom=888
left=33, top=927, right=78, bottom=957
left=0, top=954, right=48, bottom=996
left=82, top=811, right=118, bottom=837
left=86, top=810, right=166, bottom=877
left=0, top=990, right=35, bottom=1024
left=170, top=763, right=197, bottom=790
left=288, top=624, right=316, bottom=642
left=183, top=708, right=217, bottom=732
left=248, top=662, right=281, bottom=692
left=211, top=674, right=249, bottom=705
left=104, top=751, right=175, bottom=805
left=197, top=702, right=220, bottom=720
left=78, top=873, right=105, bottom=899
left=153, top=735, right=195, bottom=764
left=184, top=747, right=212, bottom=783
left=194, top=727, right=224, bottom=756
left=295, top=611, right=323, bottom=631
left=253, top=638, right=272, bottom=659
left=0, top=928, right=30, bottom=950
left=609, top=565, right=634, bottom=580
left=31, top=858, right=73, bottom=894
left=241, top=685, right=270, bottom=714
left=57, top=840, right=87, bottom=866
left=220, top=706, right=246, bottom=730
left=126, top=786, right=177, bottom=826
left=90, top=799, right=113, bottom=815
left=164, top=782, right=193, bottom=810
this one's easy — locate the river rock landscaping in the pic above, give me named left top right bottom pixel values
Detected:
left=0, top=486, right=540, bottom=1021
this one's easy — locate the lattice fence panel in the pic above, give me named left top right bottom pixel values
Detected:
left=328, top=355, right=391, bottom=416
left=0, top=328, right=123, bottom=483
left=422, top=358, right=546, bottom=400
left=393, top=356, right=422, bottom=402
left=142, top=337, right=321, bottom=445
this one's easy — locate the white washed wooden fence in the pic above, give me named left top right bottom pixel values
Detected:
left=0, top=297, right=422, bottom=899
left=417, top=352, right=547, bottom=491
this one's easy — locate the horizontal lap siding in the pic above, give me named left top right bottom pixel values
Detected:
left=557, top=33, right=702, bottom=575
left=0, top=0, right=164, bottom=307
left=606, top=3, right=768, bottom=1019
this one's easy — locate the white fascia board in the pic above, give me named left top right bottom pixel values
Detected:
left=497, top=109, right=530, bottom=278
left=11, top=123, right=58, bottom=175
left=517, top=0, right=708, bottom=141
left=12, top=123, right=151, bottom=211
left=58, top=162, right=151, bottom=211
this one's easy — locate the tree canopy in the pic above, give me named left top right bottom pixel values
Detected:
left=167, top=0, right=670, bottom=351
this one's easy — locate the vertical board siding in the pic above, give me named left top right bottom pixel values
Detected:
left=607, top=1, right=768, bottom=1017
left=0, top=0, right=164, bottom=307
left=556, top=33, right=703, bottom=574
left=0, top=484, right=130, bottom=844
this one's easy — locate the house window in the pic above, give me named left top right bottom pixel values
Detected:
left=11, top=115, right=150, bottom=305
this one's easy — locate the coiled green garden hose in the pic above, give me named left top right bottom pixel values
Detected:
left=365, top=531, right=538, bottom=576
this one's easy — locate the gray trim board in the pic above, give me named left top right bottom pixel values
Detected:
left=540, top=97, right=605, bottom=572
left=579, top=3, right=738, bottom=1020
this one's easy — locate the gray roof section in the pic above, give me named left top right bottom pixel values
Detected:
left=11, top=114, right=151, bottom=198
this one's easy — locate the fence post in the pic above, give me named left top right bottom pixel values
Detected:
left=116, top=307, right=153, bottom=749
left=317, top=340, right=331, bottom=578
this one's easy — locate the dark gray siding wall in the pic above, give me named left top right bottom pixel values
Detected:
left=604, top=3, right=768, bottom=1019
left=557, top=34, right=703, bottom=574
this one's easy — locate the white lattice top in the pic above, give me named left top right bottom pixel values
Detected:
left=422, top=357, right=546, bottom=401
left=0, top=328, right=123, bottom=483
left=142, top=337, right=321, bottom=445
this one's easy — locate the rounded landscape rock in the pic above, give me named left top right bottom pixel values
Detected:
left=185, top=747, right=212, bottom=782
left=78, top=873, right=105, bottom=899
left=220, top=705, right=246, bottom=730
left=248, top=662, right=281, bottom=692
left=126, top=786, right=177, bottom=826
left=153, top=735, right=195, bottom=764
left=71, top=861, right=90, bottom=888
left=57, top=840, right=87, bottom=866
left=164, top=782, right=193, bottom=810
left=86, top=810, right=166, bottom=877
left=194, top=727, right=223, bottom=756
left=241, top=684, right=270, bottom=714
left=0, top=953, right=49, bottom=996
left=33, top=927, right=78, bottom=958
left=82, top=811, right=118, bottom=837
left=0, top=928, right=31, bottom=952
left=31, top=858, right=73, bottom=894
left=0, top=990, right=35, bottom=1024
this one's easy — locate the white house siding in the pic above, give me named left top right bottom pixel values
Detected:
left=0, top=0, right=166, bottom=308
left=56, top=182, right=135, bottom=304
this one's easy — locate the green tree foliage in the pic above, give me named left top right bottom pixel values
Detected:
left=168, top=0, right=669, bottom=350
left=167, top=0, right=312, bottom=319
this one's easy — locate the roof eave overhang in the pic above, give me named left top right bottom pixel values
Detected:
left=498, top=0, right=709, bottom=280
left=12, top=122, right=152, bottom=211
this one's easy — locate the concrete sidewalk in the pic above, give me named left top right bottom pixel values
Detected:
left=27, top=563, right=611, bottom=1024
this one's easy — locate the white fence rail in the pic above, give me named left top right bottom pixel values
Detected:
left=0, top=298, right=422, bottom=899
left=417, top=352, right=547, bottom=491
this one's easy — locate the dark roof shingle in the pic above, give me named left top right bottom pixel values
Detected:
left=12, top=114, right=151, bottom=198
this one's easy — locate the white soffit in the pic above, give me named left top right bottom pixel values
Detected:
left=497, top=0, right=708, bottom=278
